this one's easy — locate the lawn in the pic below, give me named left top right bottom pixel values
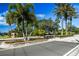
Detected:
left=5, top=38, right=47, bottom=44
left=0, top=35, right=9, bottom=39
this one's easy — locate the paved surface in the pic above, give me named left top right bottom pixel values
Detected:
left=0, top=41, right=2, bottom=44
left=0, top=41, right=78, bottom=56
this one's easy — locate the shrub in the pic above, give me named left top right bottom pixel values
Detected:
left=32, top=29, right=46, bottom=36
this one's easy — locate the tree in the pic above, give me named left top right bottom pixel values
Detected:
left=54, top=4, right=64, bottom=35
left=37, top=18, right=53, bottom=34
left=62, top=4, right=74, bottom=35
left=54, top=3, right=77, bottom=35
left=6, top=11, right=15, bottom=37
left=7, top=3, right=36, bottom=41
left=53, top=18, right=60, bottom=35
left=67, top=5, right=77, bottom=33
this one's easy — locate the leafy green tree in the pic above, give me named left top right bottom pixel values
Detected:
left=62, top=4, right=76, bottom=35
left=53, top=18, right=60, bottom=35
left=68, top=5, right=77, bottom=33
left=38, top=18, right=53, bottom=34
left=54, top=4, right=64, bottom=35
left=54, top=3, right=77, bottom=35
left=6, top=11, right=15, bottom=37
left=6, top=3, right=36, bottom=41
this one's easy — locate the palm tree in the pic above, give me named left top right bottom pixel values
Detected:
left=6, top=11, right=15, bottom=37
left=54, top=4, right=64, bottom=35
left=54, top=18, right=60, bottom=35
left=67, top=5, right=77, bottom=33
left=63, top=4, right=69, bottom=35
left=54, top=3, right=76, bottom=35
left=63, top=4, right=77, bottom=35
left=7, top=3, right=36, bottom=41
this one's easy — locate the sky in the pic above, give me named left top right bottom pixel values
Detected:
left=0, top=3, right=79, bottom=33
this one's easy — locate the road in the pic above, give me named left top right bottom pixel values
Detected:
left=0, top=41, right=78, bottom=56
left=0, top=41, right=2, bottom=45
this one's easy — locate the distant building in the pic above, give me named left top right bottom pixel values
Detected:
left=11, top=32, right=16, bottom=38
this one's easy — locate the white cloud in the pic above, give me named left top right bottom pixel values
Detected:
left=36, top=14, right=45, bottom=18
left=0, top=16, right=4, bottom=21
left=0, top=10, right=8, bottom=25
left=73, top=4, right=79, bottom=13
left=0, top=10, right=8, bottom=16
left=36, top=13, right=56, bottom=20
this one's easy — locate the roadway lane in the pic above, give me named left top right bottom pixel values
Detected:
left=0, top=41, right=2, bottom=44
left=0, top=41, right=78, bottom=56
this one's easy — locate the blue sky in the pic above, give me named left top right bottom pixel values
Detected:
left=0, top=3, right=79, bottom=33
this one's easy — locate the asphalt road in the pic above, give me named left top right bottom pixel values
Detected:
left=0, top=41, right=78, bottom=56
left=0, top=41, right=2, bottom=44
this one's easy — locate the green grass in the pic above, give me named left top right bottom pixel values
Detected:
left=0, top=35, right=10, bottom=39
left=5, top=39, right=47, bottom=44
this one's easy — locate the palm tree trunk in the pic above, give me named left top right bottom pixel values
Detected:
left=21, top=15, right=26, bottom=43
left=25, top=20, right=28, bottom=40
left=16, top=19, right=20, bottom=37
left=69, top=17, right=72, bottom=35
left=9, top=25, right=12, bottom=38
left=61, top=19, right=64, bottom=36
left=70, top=17, right=72, bottom=32
left=65, top=20, right=68, bottom=35
left=23, top=20, right=26, bottom=43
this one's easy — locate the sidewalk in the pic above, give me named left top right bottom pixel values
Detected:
left=0, top=35, right=79, bottom=49
left=48, top=35, right=79, bottom=43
